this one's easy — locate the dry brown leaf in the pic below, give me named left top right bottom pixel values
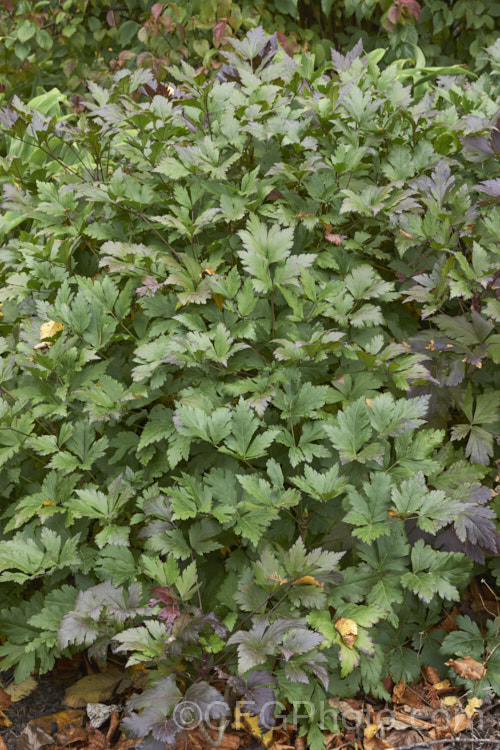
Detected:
left=393, top=711, right=434, bottom=730
left=391, top=681, right=424, bottom=708
left=392, top=679, right=407, bottom=704
left=384, top=729, right=420, bottom=748
left=0, top=735, right=8, bottom=750
left=448, top=713, right=470, bottom=734
left=328, top=698, right=364, bottom=726
left=438, top=606, right=460, bottom=633
left=334, top=617, right=358, bottom=649
left=112, top=737, right=139, bottom=750
left=63, top=668, right=124, bottom=708
left=445, top=656, right=486, bottom=680
left=364, top=736, right=393, bottom=750
left=16, top=725, right=54, bottom=750
left=293, top=576, right=324, bottom=588
left=39, top=320, right=63, bottom=340
left=0, top=687, right=12, bottom=710
left=85, top=726, right=108, bottom=750
left=55, top=725, right=88, bottom=747
left=5, top=675, right=38, bottom=702
left=0, top=709, right=12, bottom=728
left=465, top=697, right=482, bottom=717
left=364, top=724, right=379, bottom=741
left=422, top=665, right=441, bottom=685
left=30, top=709, right=84, bottom=734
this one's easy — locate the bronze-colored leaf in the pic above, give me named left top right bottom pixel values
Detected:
left=445, top=656, right=486, bottom=680
left=422, top=665, right=441, bottom=685
left=0, top=687, right=12, bottom=710
left=448, top=713, right=470, bottom=734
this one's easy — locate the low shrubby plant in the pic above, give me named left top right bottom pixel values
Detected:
left=0, top=29, right=499, bottom=749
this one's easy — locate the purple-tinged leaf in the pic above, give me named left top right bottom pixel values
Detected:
left=331, top=39, right=363, bottom=72
left=475, top=178, right=500, bottom=197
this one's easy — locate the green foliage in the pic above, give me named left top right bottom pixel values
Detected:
left=1, top=0, right=498, bottom=103
left=0, top=29, right=499, bottom=747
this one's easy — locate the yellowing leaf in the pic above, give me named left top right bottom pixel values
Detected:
left=5, top=676, right=38, bottom=702
left=433, top=679, right=451, bottom=690
left=293, top=576, right=324, bottom=588
left=465, top=697, right=482, bottom=717
left=40, top=320, right=63, bottom=340
left=364, top=724, right=379, bottom=741
left=232, top=705, right=274, bottom=748
left=442, top=696, right=460, bottom=707
left=334, top=617, right=358, bottom=648
left=63, top=669, right=124, bottom=708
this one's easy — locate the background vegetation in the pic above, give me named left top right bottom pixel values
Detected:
left=0, top=2, right=499, bottom=749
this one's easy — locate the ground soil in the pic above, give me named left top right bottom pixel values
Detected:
left=1, top=672, right=500, bottom=750
left=0, top=676, right=66, bottom=749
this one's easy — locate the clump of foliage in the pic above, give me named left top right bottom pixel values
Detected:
left=0, top=29, right=499, bottom=750
left=1, top=0, right=499, bottom=102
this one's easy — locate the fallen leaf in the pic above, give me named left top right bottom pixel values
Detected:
left=391, top=680, right=425, bottom=707
left=0, top=735, right=7, bottom=750
left=364, top=724, right=379, bottom=741
left=87, top=703, right=120, bottom=728
left=294, top=576, right=324, bottom=588
left=432, top=680, right=451, bottom=690
left=328, top=698, right=364, bottom=726
left=6, top=676, right=38, bottom=702
left=106, top=710, right=120, bottom=743
left=233, top=706, right=274, bottom=748
left=335, top=617, right=358, bottom=649
left=445, top=657, right=486, bottom=680
left=56, top=725, right=88, bottom=747
left=422, top=666, right=441, bottom=685
left=393, top=711, right=434, bottom=730
left=364, top=737, right=393, bottom=750
left=392, top=680, right=406, bottom=703
left=63, top=669, right=124, bottom=708
left=465, top=697, right=482, bottom=717
left=16, top=725, right=54, bottom=750
left=0, top=709, right=12, bottom=727
left=384, top=729, right=420, bottom=747
left=0, top=687, right=12, bottom=709
left=112, top=737, right=139, bottom=750
left=40, top=320, right=63, bottom=340
left=448, top=713, right=470, bottom=734
left=188, top=728, right=241, bottom=750
left=30, top=709, right=84, bottom=735
left=442, top=696, right=460, bottom=707
left=438, top=606, right=460, bottom=633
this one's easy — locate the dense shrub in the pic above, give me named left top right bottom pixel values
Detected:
left=0, top=29, right=499, bottom=749
left=1, top=0, right=499, bottom=101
